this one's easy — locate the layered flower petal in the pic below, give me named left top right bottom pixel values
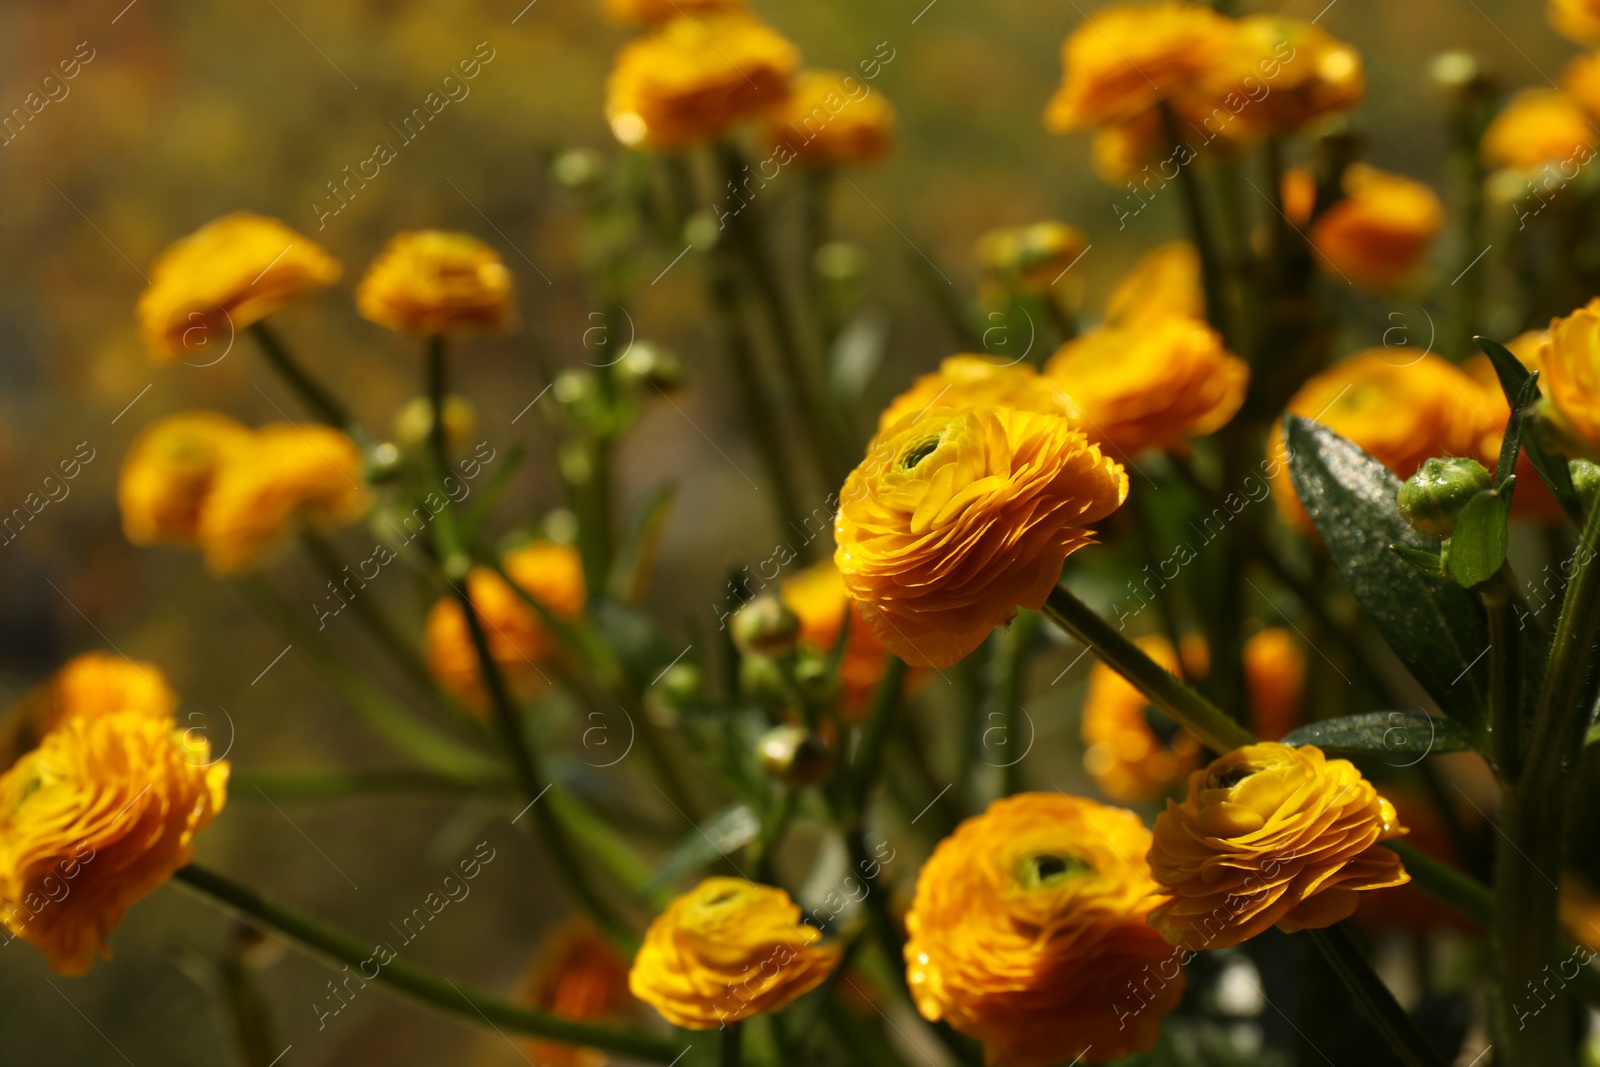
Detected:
left=765, top=69, right=894, bottom=167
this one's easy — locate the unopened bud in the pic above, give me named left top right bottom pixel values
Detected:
left=756, top=724, right=831, bottom=785
left=617, top=341, right=682, bottom=393
left=731, top=597, right=800, bottom=657
left=658, top=661, right=703, bottom=709
left=393, top=395, right=477, bottom=449
left=1571, top=459, right=1600, bottom=509
left=1398, top=456, right=1493, bottom=538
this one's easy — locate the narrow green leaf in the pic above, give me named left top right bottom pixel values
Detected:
left=1495, top=374, right=1540, bottom=487
left=645, top=803, right=761, bottom=893
left=1446, top=483, right=1512, bottom=589
left=1474, top=336, right=1583, bottom=520
left=1475, top=335, right=1532, bottom=400
left=1282, top=710, right=1477, bottom=761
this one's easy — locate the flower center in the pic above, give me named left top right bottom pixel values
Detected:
left=1209, top=765, right=1261, bottom=790
left=899, top=437, right=942, bottom=471
left=1019, top=851, right=1091, bottom=889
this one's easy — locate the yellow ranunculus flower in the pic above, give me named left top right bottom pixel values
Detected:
left=780, top=559, right=892, bottom=719
left=1564, top=52, right=1600, bottom=116
left=1046, top=316, right=1249, bottom=456
left=516, top=920, right=636, bottom=1067
left=425, top=541, right=587, bottom=708
left=197, top=424, right=370, bottom=574
left=975, top=222, right=1088, bottom=293
left=765, top=69, right=894, bottom=168
left=1081, top=635, right=1202, bottom=802
left=1148, top=742, right=1409, bottom=950
left=874, top=355, right=1068, bottom=435
left=1103, top=241, right=1203, bottom=328
left=1538, top=298, right=1600, bottom=455
left=136, top=213, right=340, bottom=363
left=0, top=653, right=177, bottom=773
left=605, top=13, right=798, bottom=150
left=0, top=711, right=229, bottom=975
left=356, top=231, right=514, bottom=336
left=1269, top=351, right=1500, bottom=528
left=1243, top=627, right=1306, bottom=742
left=835, top=407, right=1127, bottom=668
left=118, top=412, right=254, bottom=547
left=904, top=793, right=1183, bottom=1066
left=629, top=877, right=840, bottom=1028
left=1309, top=164, right=1443, bottom=290
left=1235, top=16, right=1363, bottom=133
left=1551, top=0, right=1600, bottom=45
left=1481, top=88, right=1596, bottom=171
left=601, top=0, right=740, bottom=26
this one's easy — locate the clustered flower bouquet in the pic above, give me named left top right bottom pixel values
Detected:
left=17, top=0, right=1600, bottom=1064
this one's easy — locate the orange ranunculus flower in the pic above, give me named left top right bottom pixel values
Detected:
left=0, top=653, right=178, bottom=772
left=517, top=921, right=637, bottom=1066
left=1564, top=52, right=1600, bottom=117
left=629, top=877, right=839, bottom=1028
left=1148, top=742, right=1409, bottom=950
left=1480, top=89, right=1596, bottom=171
left=1282, top=166, right=1318, bottom=227
left=1081, top=635, right=1203, bottom=802
left=425, top=541, right=587, bottom=708
left=1537, top=299, right=1600, bottom=456
left=1269, top=351, right=1499, bottom=528
left=118, top=412, right=254, bottom=547
left=835, top=408, right=1127, bottom=668
left=904, top=793, right=1183, bottom=1066
left=605, top=13, right=798, bottom=150
left=1551, top=0, right=1600, bottom=45
left=197, top=424, right=370, bottom=574
left=1243, top=627, right=1305, bottom=742
left=1089, top=110, right=1167, bottom=181
left=875, top=355, right=1068, bottom=435
left=1103, top=241, right=1203, bottom=328
left=137, top=213, right=340, bottom=363
left=765, top=69, right=894, bottom=167
left=356, top=231, right=514, bottom=336
left=779, top=560, right=891, bottom=719
left=1309, top=164, right=1443, bottom=290
left=1046, top=316, right=1249, bottom=456
left=1233, top=16, right=1363, bottom=134
left=0, top=711, right=228, bottom=975
left=975, top=222, right=1088, bottom=294
left=1562, top=878, right=1600, bottom=954
left=601, top=0, right=740, bottom=26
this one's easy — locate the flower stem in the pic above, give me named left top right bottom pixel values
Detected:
left=172, top=866, right=675, bottom=1061
left=722, top=1020, right=743, bottom=1067
left=1306, top=926, right=1449, bottom=1067
left=1157, top=104, right=1230, bottom=347
left=249, top=322, right=351, bottom=428
left=1481, top=568, right=1522, bottom=781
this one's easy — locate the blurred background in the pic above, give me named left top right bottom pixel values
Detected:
left=0, top=0, right=1576, bottom=1063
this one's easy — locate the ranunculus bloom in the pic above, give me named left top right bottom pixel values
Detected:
left=1480, top=88, right=1596, bottom=171
left=1564, top=52, right=1600, bottom=116
left=1046, top=316, right=1249, bottom=455
left=1551, top=0, right=1600, bottom=45
left=517, top=920, right=637, bottom=1067
left=1282, top=166, right=1318, bottom=227
left=605, top=13, right=798, bottom=149
left=904, top=793, right=1184, bottom=1066
left=975, top=222, right=1088, bottom=293
left=765, top=69, right=895, bottom=167
left=197, top=424, right=371, bottom=573
left=835, top=407, right=1127, bottom=668
left=0, top=653, right=178, bottom=772
left=118, top=412, right=254, bottom=547
left=601, top=0, right=740, bottom=26
left=1081, top=635, right=1202, bottom=802
left=1538, top=298, right=1600, bottom=455
left=780, top=559, right=892, bottom=719
left=1148, top=742, right=1409, bottom=950
left=875, top=355, right=1068, bottom=435
left=356, top=231, right=514, bottom=335
left=1102, top=241, right=1203, bottom=327
left=1234, top=16, right=1363, bottom=133
left=0, top=711, right=229, bottom=975
left=425, top=541, right=587, bottom=708
left=136, top=213, right=340, bottom=363
left=1269, top=351, right=1499, bottom=528
left=629, top=877, right=840, bottom=1028
left=1309, top=164, right=1443, bottom=290
left=1243, top=628, right=1306, bottom=742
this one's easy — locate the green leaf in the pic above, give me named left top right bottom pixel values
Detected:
left=608, top=483, right=677, bottom=606
left=1281, top=711, right=1477, bottom=761
left=1475, top=335, right=1532, bottom=400
left=1389, top=543, right=1445, bottom=578
left=644, top=803, right=760, bottom=893
left=1474, top=336, right=1583, bottom=521
left=1285, top=416, right=1491, bottom=726
left=1446, top=481, right=1512, bottom=589
left=1495, top=374, right=1539, bottom=487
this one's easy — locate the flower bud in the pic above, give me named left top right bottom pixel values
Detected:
left=792, top=648, right=837, bottom=704
left=616, top=341, right=683, bottom=393
left=814, top=242, right=865, bottom=285
left=731, top=597, right=800, bottom=657
left=551, top=148, right=605, bottom=191
left=657, top=661, right=703, bottom=709
left=393, top=395, right=478, bottom=449
left=1397, top=456, right=1492, bottom=538
left=1573, top=459, right=1600, bottom=509
left=756, top=724, right=830, bottom=785
left=738, top=653, right=791, bottom=707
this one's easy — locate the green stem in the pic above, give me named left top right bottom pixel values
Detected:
left=173, top=866, right=674, bottom=1060
left=249, top=322, right=351, bottom=428
left=986, top=612, right=1039, bottom=797
left=849, top=657, right=909, bottom=810
left=1482, top=568, right=1521, bottom=781
left=299, top=531, right=439, bottom=699
left=722, top=1020, right=744, bottom=1067
left=1382, top=841, right=1491, bottom=926
left=1157, top=104, right=1229, bottom=347
left=1306, top=926, right=1448, bottom=1067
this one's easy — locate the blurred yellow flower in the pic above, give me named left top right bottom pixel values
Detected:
left=1269, top=351, right=1500, bottom=528
left=779, top=559, right=891, bottom=719
left=975, top=221, right=1087, bottom=293
left=1309, top=164, right=1443, bottom=290
left=1282, top=166, right=1318, bottom=227
left=0, top=711, right=228, bottom=975
left=601, top=0, right=741, bottom=26
left=136, top=213, right=340, bottom=363
left=425, top=541, right=586, bottom=708
left=1244, top=627, right=1306, bottom=742
left=197, top=424, right=371, bottom=574
left=765, top=69, right=894, bottom=167
left=875, top=355, right=1068, bottom=435
left=628, top=877, right=839, bottom=1028
left=1102, top=241, right=1203, bottom=327
left=516, top=920, right=636, bottom=1067
left=1563, top=52, right=1600, bottom=116
left=357, top=231, right=514, bottom=336
left=1538, top=298, right=1600, bottom=455
left=0, top=653, right=177, bottom=773
left=1481, top=89, right=1596, bottom=171
left=1081, top=635, right=1202, bottom=802
left=605, top=13, right=797, bottom=149
left=1148, top=742, right=1409, bottom=950
left=1234, top=17, right=1363, bottom=133
left=1551, top=0, right=1600, bottom=45
left=1046, top=315, right=1249, bottom=456
left=835, top=408, right=1127, bottom=668
left=118, top=412, right=254, bottom=547
left=904, top=792, right=1182, bottom=1066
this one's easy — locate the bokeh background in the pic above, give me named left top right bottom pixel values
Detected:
left=0, top=0, right=1573, bottom=1063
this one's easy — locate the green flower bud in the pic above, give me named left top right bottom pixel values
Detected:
left=793, top=648, right=837, bottom=704
left=1571, top=459, right=1600, bottom=509
left=657, top=661, right=703, bottom=710
left=616, top=341, right=683, bottom=393
left=1397, top=457, right=1492, bottom=538
left=738, top=653, right=790, bottom=708
left=551, top=148, right=605, bottom=191
left=392, top=394, right=477, bottom=449
left=756, top=724, right=831, bottom=786
left=731, top=597, right=800, bottom=657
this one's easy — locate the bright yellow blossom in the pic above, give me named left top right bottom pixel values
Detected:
left=356, top=231, right=514, bottom=336
left=875, top=355, right=1068, bottom=436
left=1551, top=0, right=1600, bottom=46
left=1081, top=636, right=1202, bottom=802
left=0, top=653, right=177, bottom=773
left=601, top=0, right=741, bottom=26
left=1481, top=89, right=1596, bottom=171
left=975, top=222, right=1088, bottom=293
left=1309, top=164, right=1443, bottom=290
left=118, top=412, right=254, bottom=547
left=765, top=69, right=894, bottom=167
